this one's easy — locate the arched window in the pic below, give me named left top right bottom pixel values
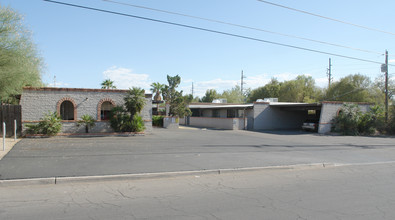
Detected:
left=100, top=101, right=114, bottom=120
left=60, top=100, right=75, bottom=120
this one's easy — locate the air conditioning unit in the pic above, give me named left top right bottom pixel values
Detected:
left=212, top=99, right=227, bottom=103
left=257, top=98, right=278, bottom=103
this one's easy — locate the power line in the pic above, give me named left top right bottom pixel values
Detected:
left=43, top=0, right=392, bottom=66
left=257, top=0, right=395, bottom=36
left=103, top=0, right=383, bottom=55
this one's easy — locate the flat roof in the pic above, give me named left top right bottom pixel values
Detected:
left=268, top=102, right=322, bottom=111
left=23, top=87, right=153, bottom=98
left=189, top=103, right=254, bottom=109
left=268, top=102, right=322, bottom=107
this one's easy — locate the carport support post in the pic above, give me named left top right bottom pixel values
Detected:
left=14, top=120, right=17, bottom=141
left=2, top=122, right=5, bottom=151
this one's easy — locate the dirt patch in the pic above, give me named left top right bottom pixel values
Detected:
left=0, top=138, right=20, bottom=160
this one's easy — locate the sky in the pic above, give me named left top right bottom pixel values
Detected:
left=2, top=0, right=395, bottom=98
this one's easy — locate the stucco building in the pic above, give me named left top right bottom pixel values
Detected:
left=20, top=87, right=152, bottom=134
left=180, top=100, right=371, bottom=134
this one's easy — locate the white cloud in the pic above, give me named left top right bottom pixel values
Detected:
left=182, top=78, right=239, bottom=98
left=273, top=72, right=299, bottom=82
left=244, top=74, right=271, bottom=89
left=389, top=59, right=395, bottom=63
left=103, top=66, right=151, bottom=91
left=315, top=77, right=329, bottom=88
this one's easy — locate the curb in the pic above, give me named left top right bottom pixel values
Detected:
left=25, top=132, right=146, bottom=138
left=0, top=163, right=335, bottom=187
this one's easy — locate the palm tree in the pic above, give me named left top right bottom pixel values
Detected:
left=150, top=82, right=164, bottom=101
left=101, top=79, right=116, bottom=89
left=124, top=87, right=146, bottom=117
left=150, top=82, right=164, bottom=114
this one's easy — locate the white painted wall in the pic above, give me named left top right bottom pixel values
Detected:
left=318, top=102, right=371, bottom=134
left=253, top=103, right=307, bottom=130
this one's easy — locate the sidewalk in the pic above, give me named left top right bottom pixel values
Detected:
left=0, top=138, right=20, bottom=160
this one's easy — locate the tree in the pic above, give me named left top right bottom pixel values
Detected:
left=324, top=74, right=376, bottom=103
left=247, top=78, right=281, bottom=103
left=374, top=75, right=394, bottom=104
left=150, top=82, right=164, bottom=101
left=221, top=85, right=246, bottom=103
left=0, top=6, right=43, bottom=103
left=279, top=75, right=320, bottom=103
left=124, top=87, right=146, bottom=116
left=162, top=75, right=190, bottom=117
left=201, top=89, right=219, bottom=103
left=109, top=87, right=146, bottom=132
left=101, top=79, right=116, bottom=89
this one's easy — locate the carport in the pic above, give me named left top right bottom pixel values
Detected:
left=252, top=102, right=322, bottom=131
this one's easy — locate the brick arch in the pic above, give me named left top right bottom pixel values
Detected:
left=57, top=97, right=77, bottom=121
left=336, top=108, right=343, bottom=116
left=97, top=98, right=116, bottom=121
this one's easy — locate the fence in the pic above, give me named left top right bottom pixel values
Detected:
left=0, top=105, right=22, bottom=137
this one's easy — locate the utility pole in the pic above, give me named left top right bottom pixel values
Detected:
left=241, top=70, right=246, bottom=94
left=191, top=82, right=194, bottom=97
left=327, top=58, right=332, bottom=88
left=385, top=50, right=389, bottom=122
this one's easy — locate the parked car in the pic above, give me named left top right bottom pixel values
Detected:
left=302, top=119, right=319, bottom=131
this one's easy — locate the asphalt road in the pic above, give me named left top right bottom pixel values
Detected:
left=0, top=127, right=395, bottom=180
left=1, top=163, right=395, bottom=219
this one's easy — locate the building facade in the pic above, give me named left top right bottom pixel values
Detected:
left=20, top=87, right=152, bottom=134
left=181, top=101, right=371, bottom=134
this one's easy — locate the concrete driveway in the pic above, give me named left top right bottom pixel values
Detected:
left=0, top=127, right=394, bottom=180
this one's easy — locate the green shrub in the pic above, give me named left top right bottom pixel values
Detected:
left=109, top=106, right=145, bottom=132
left=109, top=106, right=128, bottom=132
left=77, top=114, right=96, bottom=133
left=152, top=115, right=164, bottom=127
left=26, top=112, right=62, bottom=136
left=332, top=104, right=385, bottom=136
left=129, top=114, right=145, bottom=132
left=358, top=105, right=384, bottom=135
left=387, top=106, right=395, bottom=135
left=25, top=123, right=40, bottom=134
left=332, top=104, right=361, bottom=135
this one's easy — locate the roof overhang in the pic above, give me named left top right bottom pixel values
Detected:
left=188, top=103, right=254, bottom=109
left=269, top=102, right=322, bottom=111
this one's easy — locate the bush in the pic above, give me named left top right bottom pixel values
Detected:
left=109, top=106, right=145, bottom=132
left=77, top=114, right=96, bottom=133
left=129, top=114, right=145, bottom=132
left=152, top=115, right=164, bottom=127
left=387, top=106, right=395, bottom=135
left=332, top=104, right=361, bottom=135
left=332, top=104, right=385, bottom=136
left=26, top=112, right=62, bottom=136
left=358, top=105, right=384, bottom=135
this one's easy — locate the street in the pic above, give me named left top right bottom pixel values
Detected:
left=1, top=128, right=395, bottom=219
left=1, top=162, right=395, bottom=219
left=1, top=128, right=395, bottom=179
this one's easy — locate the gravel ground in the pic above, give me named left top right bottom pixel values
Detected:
left=0, top=138, right=20, bottom=160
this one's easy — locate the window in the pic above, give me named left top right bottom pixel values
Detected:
left=60, top=100, right=74, bottom=120
left=227, top=109, right=236, bottom=118
left=100, top=101, right=114, bottom=120
left=227, top=109, right=244, bottom=118
left=213, top=109, right=220, bottom=117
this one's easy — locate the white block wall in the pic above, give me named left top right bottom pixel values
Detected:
left=20, top=88, right=152, bottom=134
left=318, top=102, right=371, bottom=134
